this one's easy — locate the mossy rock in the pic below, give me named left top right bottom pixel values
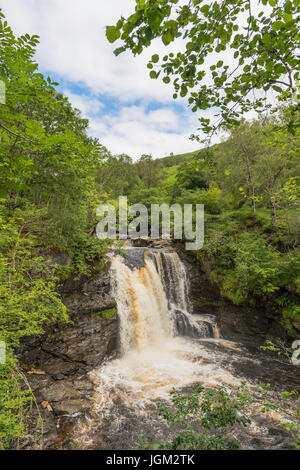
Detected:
left=91, top=307, right=117, bottom=320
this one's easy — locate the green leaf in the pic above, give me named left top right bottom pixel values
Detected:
left=148, top=8, right=163, bottom=32
left=106, top=26, right=120, bottom=43
left=283, top=13, right=293, bottom=23
left=200, top=5, right=210, bottom=16
left=114, top=47, right=126, bottom=56
left=162, top=30, right=173, bottom=45
left=152, top=54, right=159, bottom=63
left=262, top=33, right=272, bottom=45
left=272, top=21, right=284, bottom=31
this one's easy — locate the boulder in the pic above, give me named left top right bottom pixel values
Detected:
left=53, top=399, right=91, bottom=416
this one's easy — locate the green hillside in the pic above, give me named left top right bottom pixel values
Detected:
left=98, top=116, right=300, bottom=339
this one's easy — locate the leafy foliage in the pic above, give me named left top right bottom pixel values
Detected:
left=0, top=356, right=32, bottom=449
left=0, top=10, right=111, bottom=448
left=108, top=0, right=300, bottom=138
left=137, top=382, right=300, bottom=450
left=138, top=384, right=250, bottom=450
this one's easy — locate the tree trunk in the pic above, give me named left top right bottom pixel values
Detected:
left=271, top=198, right=276, bottom=225
left=251, top=186, right=256, bottom=214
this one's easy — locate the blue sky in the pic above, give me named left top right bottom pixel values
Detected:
left=1, top=0, right=208, bottom=159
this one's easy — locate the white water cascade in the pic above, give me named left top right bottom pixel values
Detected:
left=76, top=248, right=240, bottom=449
left=111, top=249, right=211, bottom=355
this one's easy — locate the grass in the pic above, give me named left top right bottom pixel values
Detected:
left=91, top=307, right=117, bottom=320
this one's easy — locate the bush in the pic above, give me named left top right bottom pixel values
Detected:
left=137, top=384, right=250, bottom=450
left=0, top=356, right=31, bottom=450
left=176, top=186, right=222, bottom=214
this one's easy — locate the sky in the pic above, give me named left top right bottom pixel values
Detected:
left=0, top=0, right=212, bottom=159
left=0, top=0, right=269, bottom=160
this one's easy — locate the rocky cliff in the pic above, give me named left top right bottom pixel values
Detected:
left=15, top=241, right=297, bottom=449
left=17, top=262, right=118, bottom=449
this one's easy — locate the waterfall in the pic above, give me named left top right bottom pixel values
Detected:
left=110, top=253, right=172, bottom=355
left=71, top=246, right=294, bottom=451
left=111, top=249, right=212, bottom=354
left=75, top=248, right=240, bottom=449
left=151, top=251, right=189, bottom=312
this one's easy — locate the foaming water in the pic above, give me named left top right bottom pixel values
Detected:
left=75, top=250, right=240, bottom=448
left=111, top=254, right=173, bottom=354
left=89, top=337, right=239, bottom=407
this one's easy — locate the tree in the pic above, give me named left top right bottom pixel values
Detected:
left=176, top=159, right=208, bottom=191
left=96, top=153, right=138, bottom=198
left=217, top=119, right=264, bottom=213
left=136, top=154, right=163, bottom=188
left=137, top=384, right=251, bottom=450
left=215, top=116, right=299, bottom=219
left=0, top=10, right=112, bottom=447
left=255, top=118, right=299, bottom=223
left=0, top=8, right=105, bottom=247
left=107, top=0, right=300, bottom=139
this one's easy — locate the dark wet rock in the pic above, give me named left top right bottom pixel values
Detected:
left=131, top=237, right=175, bottom=250
left=43, top=361, right=77, bottom=376
left=82, top=338, right=300, bottom=451
left=39, top=382, right=82, bottom=402
left=16, top=263, right=118, bottom=450
left=46, top=251, right=71, bottom=266
left=62, top=269, right=116, bottom=315
left=121, top=247, right=148, bottom=269
left=53, top=399, right=91, bottom=416
left=37, top=250, right=72, bottom=267
left=173, top=308, right=213, bottom=338
left=196, top=338, right=300, bottom=392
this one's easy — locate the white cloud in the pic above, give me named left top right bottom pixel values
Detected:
left=63, top=89, right=103, bottom=116
left=0, top=0, right=177, bottom=103
left=87, top=104, right=200, bottom=158
left=1, top=0, right=262, bottom=158
left=1, top=0, right=199, bottom=157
